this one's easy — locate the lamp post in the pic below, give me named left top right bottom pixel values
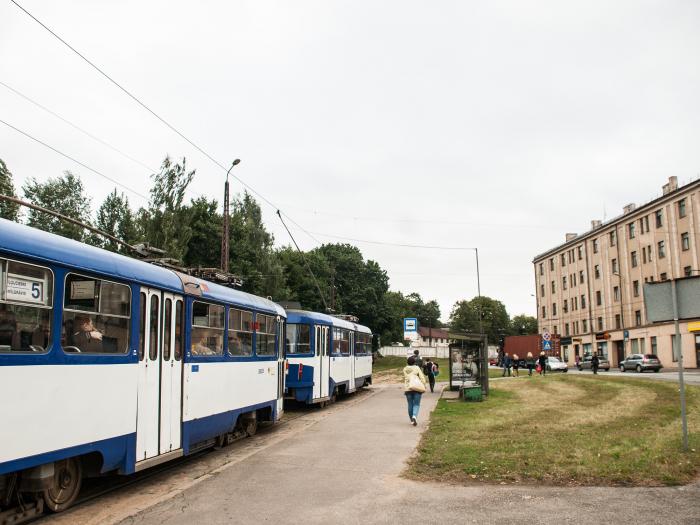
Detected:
left=613, top=270, right=625, bottom=363
left=221, top=159, right=240, bottom=272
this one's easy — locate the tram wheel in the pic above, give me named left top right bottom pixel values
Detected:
left=43, top=458, right=82, bottom=513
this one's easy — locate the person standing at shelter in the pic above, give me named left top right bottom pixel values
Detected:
left=538, top=352, right=547, bottom=376
left=502, top=353, right=512, bottom=377
left=423, top=358, right=436, bottom=393
left=403, top=356, right=427, bottom=426
left=591, top=352, right=600, bottom=375
left=526, top=352, right=535, bottom=376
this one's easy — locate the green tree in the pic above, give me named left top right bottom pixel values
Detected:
left=183, top=196, right=222, bottom=268
left=23, top=171, right=92, bottom=241
left=142, top=156, right=194, bottom=260
left=450, top=296, right=510, bottom=344
left=275, top=246, right=332, bottom=311
left=95, top=189, right=138, bottom=252
left=510, top=314, right=538, bottom=335
left=0, top=159, right=20, bottom=221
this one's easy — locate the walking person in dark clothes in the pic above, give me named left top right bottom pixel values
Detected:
left=412, top=349, right=423, bottom=369
left=502, top=353, right=512, bottom=377
left=591, top=352, right=600, bottom=375
left=526, top=352, right=535, bottom=376
left=423, top=358, right=436, bottom=393
left=512, top=354, right=520, bottom=377
left=538, top=351, right=547, bottom=376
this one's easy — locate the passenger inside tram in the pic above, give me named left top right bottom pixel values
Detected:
left=70, top=315, right=104, bottom=353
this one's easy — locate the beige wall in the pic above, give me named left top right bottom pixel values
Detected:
left=534, top=180, right=700, bottom=368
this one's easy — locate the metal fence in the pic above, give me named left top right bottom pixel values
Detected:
left=378, top=345, right=451, bottom=359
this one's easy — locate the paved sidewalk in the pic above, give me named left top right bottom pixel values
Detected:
left=115, top=383, right=700, bottom=525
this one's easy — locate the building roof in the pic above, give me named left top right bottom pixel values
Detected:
left=532, top=178, right=700, bottom=262
left=418, top=326, right=449, bottom=339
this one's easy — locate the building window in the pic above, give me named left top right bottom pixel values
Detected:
left=631, top=251, right=638, bottom=268
left=561, top=254, right=566, bottom=266
left=643, top=215, right=650, bottom=233
left=633, top=280, right=639, bottom=297
left=642, top=246, right=648, bottom=264
left=651, top=336, right=657, bottom=355
left=613, top=286, right=620, bottom=301
left=572, top=273, right=577, bottom=286
left=646, top=245, right=653, bottom=263
left=597, top=317, right=604, bottom=330
left=609, top=230, right=616, bottom=247
left=540, top=283, right=545, bottom=297
left=539, top=263, right=544, bottom=276
left=550, top=258, right=554, bottom=271
left=553, top=303, right=558, bottom=316
left=615, top=314, right=621, bottom=329
left=595, top=265, right=600, bottom=279
left=551, top=281, right=556, bottom=293
left=580, top=270, right=585, bottom=283
left=563, top=299, right=568, bottom=313
left=635, top=310, right=642, bottom=326
left=678, top=198, right=687, bottom=218
left=581, top=294, right=586, bottom=309
left=574, top=321, right=579, bottom=335
left=640, top=338, right=646, bottom=354
left=565, top=323, right=570, bottom=336
left=563, top=276, right=567, bottom=290
left=596, top=290, right=602, bottom=306
left=577, top=246, right=583, bottom=260
left=655, top=210, right=663, bottom=228
left=658, top=240, right=666, bottom=259
left=573, top=296, right=578, bottom=310
left=660, top=272, right=667, bottom=281
left=541, top=306, right=546, bottom=318
left=592, top=239, right=599, bottom=253
left=631, top=338, right=639, bottom=353
left=582, top=319, right=588, bottom=332
left=612, top=258, right=618, bottom=273
left=685, top=266, right=693, bottom=277
left=681, top=232, right=690, bottom=251
left=554, top=325, right=558, bottom=335
left=628, top=222, right=635, bottom=239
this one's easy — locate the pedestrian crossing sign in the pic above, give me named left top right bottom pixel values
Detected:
left=542, top=340, right=552, bottom=351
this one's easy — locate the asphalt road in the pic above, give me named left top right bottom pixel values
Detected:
left=43, top=383, right=700, bottom=525
left=565, top=367, right=700, bottom=385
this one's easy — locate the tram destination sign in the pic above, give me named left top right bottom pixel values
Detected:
left=6, top=275, right=44, bottom=304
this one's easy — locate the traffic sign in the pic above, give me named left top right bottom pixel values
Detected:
left=542, top=331, right=551, bottom=341
left=623, top=330, right=629, bottom=340
left=542, top=340, right=552, bottom=351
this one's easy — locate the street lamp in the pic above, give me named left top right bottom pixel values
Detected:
left=221, top=159, right=241, bottom=271
left=612, top=270, right=625, bottom=361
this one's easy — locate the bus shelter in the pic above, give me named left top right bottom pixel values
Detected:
left=448, top=332, right=489, bottom=396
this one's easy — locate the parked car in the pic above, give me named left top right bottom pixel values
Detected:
left=619, top=353, right=662, bottom=373
left=489, top=357, right=498, bottom=366
left=577, top=355, right=610, bottom=371
left=546, top=356, right=568, bottom=373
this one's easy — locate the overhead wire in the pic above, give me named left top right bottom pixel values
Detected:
left=0, top=118, right=149, bottom=200
left=9, top=0, right=321, bottom=246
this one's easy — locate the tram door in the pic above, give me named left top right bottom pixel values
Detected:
left=159, top=294, right=183, bottom=453
left=315, top=325, right=330, bottom=399
left=136, top=289, right=162, bottom=461
left=276, top=318, right=285, bottom=418
left=349, top=332, right=356, bottom=392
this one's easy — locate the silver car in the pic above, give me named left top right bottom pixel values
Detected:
left=619, top=354, right=662, bottom=373
left=546, top=356, right=568, bottom=373
left=577, top=355, right=610, bottom=371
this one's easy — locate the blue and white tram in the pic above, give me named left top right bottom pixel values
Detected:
left=285, top=310, right=372, bottom=405
left=0, top=219, right=286, bottom=515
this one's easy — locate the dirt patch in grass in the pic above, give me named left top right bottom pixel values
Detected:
left=405, top=375, right=700, bottom=486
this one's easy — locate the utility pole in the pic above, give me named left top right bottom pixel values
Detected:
left=671, top=279, right=689, bottom=451
left=221, top=159, right=240, bottom=272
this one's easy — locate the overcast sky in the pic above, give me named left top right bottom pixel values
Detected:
left=1, top=1, right=699, bottom=322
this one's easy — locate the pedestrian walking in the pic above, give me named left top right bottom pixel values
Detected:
left=591, top=352, right=600, bottom=375
left=403, top=356, right=427, bottom=426
left=538, top=352, right=547, bottom=376
left=526, top=352, right=535, bottom=376
left=502, top=353, right=512, bottom=377
left=423, top=358, right=436, bottom=393
left=412, top=349, right=423, bottom=369
left=512, top=354, right=520, bottom=377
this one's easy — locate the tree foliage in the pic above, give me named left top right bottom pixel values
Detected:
left=0, top=159, right=20, bottom=222
left=450, top=296, right=510, bottom=344
left=510, top=314, right=538, bottom=335
left=95, top=189, right=138, bottom=253
left=23, top=171, right=92, bottom=241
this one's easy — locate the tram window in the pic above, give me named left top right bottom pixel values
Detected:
left=355, top=333, right=371, bottom=355
left=174, top=300, right=183, bottom=361
left=286, top=324, right=310, bottom=354
left=138, top=292, right=146, bottom=361
left=163, top=298, right=172, bottom=361
left=191, top=301, right=224, bottom=356
left=332, top=328, right=350, bottom=355
left=149, top=295, right=159, bottom=360
left=256, top=314, right=276, bottom=356
left=228, top=308, right=253, bottom=356
left=62, top=274, right=131, bottom=354
left=0, top=259, right=53, bottom=353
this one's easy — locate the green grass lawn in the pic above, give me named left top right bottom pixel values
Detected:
left=406, top=374, right=700, bottom=486
left=373, top=355, right=449, bottom=383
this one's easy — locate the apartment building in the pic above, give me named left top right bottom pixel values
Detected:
left=532, top=176, right=700, bottom=369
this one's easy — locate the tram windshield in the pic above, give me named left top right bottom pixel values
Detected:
left=286, top=324, right=311, bottom=355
